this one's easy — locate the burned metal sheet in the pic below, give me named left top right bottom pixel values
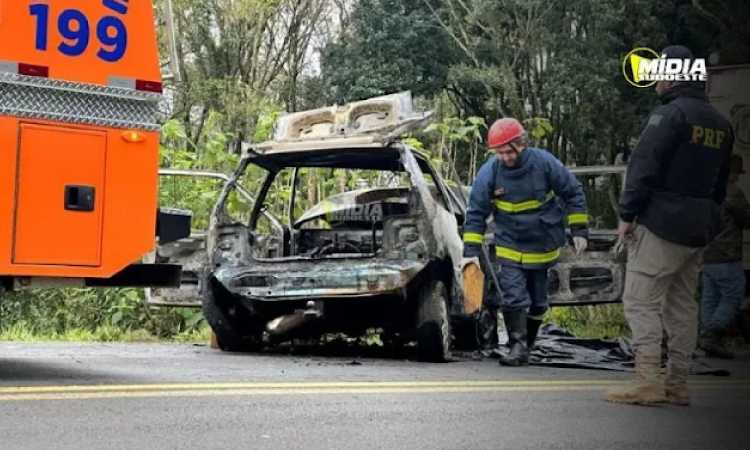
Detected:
left=214, top=258, right=425, bottom=300
left=146, top=169, right=250, bottom=308
left=548, top=240, right=625, bottom=306
left=145, top=234, right=207, bottom=307
left=245, top=91, right=435, bottom=157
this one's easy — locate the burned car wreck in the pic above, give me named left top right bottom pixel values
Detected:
left=199, top=92, right=501, bottom=362
left=148, top=92, right=629, bottom=362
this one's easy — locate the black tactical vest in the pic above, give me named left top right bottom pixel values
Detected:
left=638, top=84, right=735, bottom=247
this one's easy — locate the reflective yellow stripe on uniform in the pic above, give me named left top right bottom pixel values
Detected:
left=495, top=246, right=560, bottom=264
left=463, top=232, right=484, bottom=244
left=567, top=213, right=589, bottom=225
left=493, top=190, right=555, bottom=213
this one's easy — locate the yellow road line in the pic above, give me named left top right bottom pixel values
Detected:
left=0, top=386, right=673, bottom=402
left=0, top=379, right=748, bottom=402
left=0, top=379, right=631, bottom=394
left=1, top=383, right=748, bottom=403
left=2, top=379, right=749, bottom=393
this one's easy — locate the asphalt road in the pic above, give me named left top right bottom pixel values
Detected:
left=1, top=342, right=749, bottom=450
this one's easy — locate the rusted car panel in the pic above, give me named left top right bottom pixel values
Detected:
left=548, top=238, right=625, bottom=305
left=145, top=233, right=206, bottom=307
left=255, top=91, right=435, bottom=149
left=214, top=258, right=425, bottom=300
left=145, top=169, right=262, bottom=308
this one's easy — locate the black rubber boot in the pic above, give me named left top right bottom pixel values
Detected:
left=527, top=317, right=542, bottom=351
left=499, top=309, right=529, bottom=366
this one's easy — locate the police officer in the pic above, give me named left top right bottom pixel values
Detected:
left=605, top=45, right=735, bottom=406
left=461, top=117, right=589, bottom=366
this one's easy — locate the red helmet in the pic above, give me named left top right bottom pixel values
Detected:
left=487, top=118, right=526, bottom=149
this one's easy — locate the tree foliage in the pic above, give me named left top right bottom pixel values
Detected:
left=320, top=0, right=456, bottom=102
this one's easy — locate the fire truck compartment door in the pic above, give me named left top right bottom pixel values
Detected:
left=13, top=124, right=106, bottom=267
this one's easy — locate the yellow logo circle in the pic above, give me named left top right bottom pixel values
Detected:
left=622, top=47, right=662, bottom=88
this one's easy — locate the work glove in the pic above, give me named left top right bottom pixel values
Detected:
left=573, top=236, right=587, bottom=255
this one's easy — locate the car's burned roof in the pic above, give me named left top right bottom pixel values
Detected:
left=240, top=91, right=433, bottom=162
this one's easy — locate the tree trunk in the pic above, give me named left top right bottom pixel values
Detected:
left=307, top=170, right=317, bottom=211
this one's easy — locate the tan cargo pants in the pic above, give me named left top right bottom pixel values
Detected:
left=623, top=224, right=702, bottom=371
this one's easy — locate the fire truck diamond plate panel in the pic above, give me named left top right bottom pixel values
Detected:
left=0, top=74, right=161, bottom=131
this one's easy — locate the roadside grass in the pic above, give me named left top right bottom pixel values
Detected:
left=0, top=288, right=211, bottom=344
left=545, top=304, right=630, bottom=339
left=546, top=304, right=749, bottom=349
left=3, top=306, right=629, bottom=345
left=1, top=323, right=211, bottom=344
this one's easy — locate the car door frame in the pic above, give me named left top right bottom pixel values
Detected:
left=144, top=168, right=258, bottom=308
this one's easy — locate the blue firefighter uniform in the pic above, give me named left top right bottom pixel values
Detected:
left=462, top=147, right=589, bottom=319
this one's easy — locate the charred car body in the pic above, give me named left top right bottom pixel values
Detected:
left=201, top=92, right=501, bottom=362
left=148, top=92, right=628, bottom=362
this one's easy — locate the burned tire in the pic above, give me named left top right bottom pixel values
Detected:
left=416, top=279, right=452, bottom=363
left=202, top=275, right=264, bottom=352
left=452, top=307, right=498, bottom=351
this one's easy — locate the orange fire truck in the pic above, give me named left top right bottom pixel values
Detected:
left=0, top=0, right=189, bottom=316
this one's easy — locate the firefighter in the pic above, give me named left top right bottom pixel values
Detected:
left=461, top=117, right=589, bottom=367
left=605, top=45, right=735, bottom=406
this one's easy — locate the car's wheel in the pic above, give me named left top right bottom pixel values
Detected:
left=452, top=306, right=498, bottom=351
left=202, top=275, right=264, bottom=352
left=416, top=279, right=452, bottom=362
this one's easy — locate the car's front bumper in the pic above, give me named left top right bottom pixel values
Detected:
left=213, top=258, right=426, bottom=301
